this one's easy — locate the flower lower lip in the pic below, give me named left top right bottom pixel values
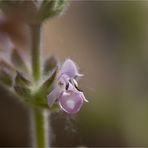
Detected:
left=59, top=90, right=84, bottom=114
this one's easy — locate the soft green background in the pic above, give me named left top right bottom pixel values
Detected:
left=1, top=1, right=148, bottom=147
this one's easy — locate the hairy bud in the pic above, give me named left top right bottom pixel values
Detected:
left=0, top=0, right=69, bottom=24
left=38, top=0, right=69, bottom=21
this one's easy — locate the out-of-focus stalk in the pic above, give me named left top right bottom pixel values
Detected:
left=30, top=24, right=41, bottom=82
left=30, top=24, right=50, bottom=147
left=30, top=108, right=50, bottom=148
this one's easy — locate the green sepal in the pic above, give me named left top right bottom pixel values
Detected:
left=13, top=72, right=31, bottom=99
left=43, top=56, right=57, bottom=76
left=0, top=68, right=13, bottom=86
left=14, top=85, right=31, bottom=99
left=30, top=68, right=57, bottom=107
left=11, top=49, right=28, bottom=72
left=0, top=59, right=15, bottom=87
left=15, top=71, right=31, bottom=87
left=41, top=67, right=57, bottom=94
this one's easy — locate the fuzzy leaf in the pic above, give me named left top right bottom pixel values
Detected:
left=11, top=49, right=27, bottom=72
left=43, top=56, right=57, bottom=75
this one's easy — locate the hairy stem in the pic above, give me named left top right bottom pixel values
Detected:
left=30, top=24, right=41, bottom=81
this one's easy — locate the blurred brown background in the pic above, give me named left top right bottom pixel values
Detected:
left=1, top=1, right=148, bottom=147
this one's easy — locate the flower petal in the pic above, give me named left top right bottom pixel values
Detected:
left=61, top=59, right=82, bottom=78
left=54, top=74, right=69, bottom=90
left=67, top=82, right=77, bottom=91
left=47, top=88, right=61, bottom=107
left=59, top=90, right=84, bottom=114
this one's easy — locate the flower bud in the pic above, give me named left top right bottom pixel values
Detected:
left=0, top=0, right=69, bottom=24
left=38, top=0, right=68, bottom=21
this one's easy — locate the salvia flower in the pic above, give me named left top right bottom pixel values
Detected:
left=47, top=59, right=88, bottom=114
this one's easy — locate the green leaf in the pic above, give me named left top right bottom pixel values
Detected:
left=43, top=56, right=57, bottom=75
left=11, top=49, right=28, bottom=72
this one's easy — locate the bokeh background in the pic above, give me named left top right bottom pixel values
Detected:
left=1, top=1, right=148, bottom=147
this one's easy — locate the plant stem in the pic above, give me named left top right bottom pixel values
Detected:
left=31, top=108, right=50, bottom=147
left=30, top=24, right=50, bottom=147
left=30, top=23, right=41, bottom=81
